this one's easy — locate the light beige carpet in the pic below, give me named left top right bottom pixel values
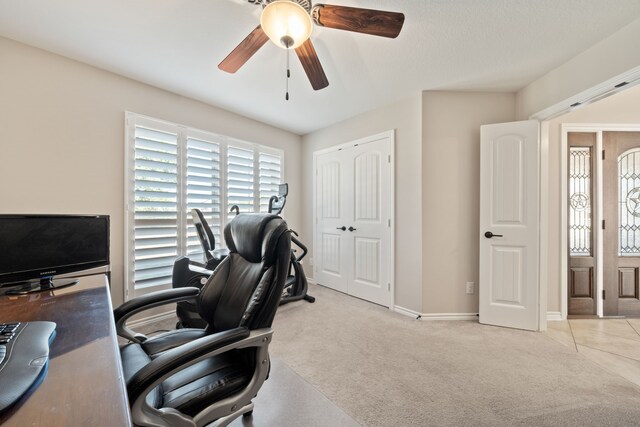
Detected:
left=268, top=284, right=640, bottom=426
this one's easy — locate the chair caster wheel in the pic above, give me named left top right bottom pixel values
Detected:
left=243, top=410, right=253, bottom=418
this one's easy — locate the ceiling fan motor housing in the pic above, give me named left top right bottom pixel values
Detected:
left=254, top=0, right=313, bottom=13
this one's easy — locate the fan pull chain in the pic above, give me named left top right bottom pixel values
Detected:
left=285, top=48, right=290, bottom=101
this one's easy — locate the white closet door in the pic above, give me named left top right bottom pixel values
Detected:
left=315, top=150, right=350, bottom=294
left=314, top=132, right=393, bottom=307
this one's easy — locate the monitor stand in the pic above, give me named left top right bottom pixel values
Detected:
left=4, top=277, right=79, bottom=295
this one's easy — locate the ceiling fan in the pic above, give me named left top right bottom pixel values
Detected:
left=218, top=0, right=405, bottom=91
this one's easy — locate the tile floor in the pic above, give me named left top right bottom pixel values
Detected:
left=546, top=319, right=640, bottom=387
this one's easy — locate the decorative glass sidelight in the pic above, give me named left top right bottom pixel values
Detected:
left=619, top=149, right=640, bottom=256
left=569, top=147, right=592, bottom=256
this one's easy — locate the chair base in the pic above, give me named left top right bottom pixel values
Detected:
left=208, top=402, right=254, bottom=427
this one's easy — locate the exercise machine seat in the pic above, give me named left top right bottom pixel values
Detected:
left=115, top=213, right=291, bottom=427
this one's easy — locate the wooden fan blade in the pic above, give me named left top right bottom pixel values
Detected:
left=295, top=39, right=329, bottom=91
left=313, top=4, right=405, bottom=39
left=218, top=25, right=269, bottom=73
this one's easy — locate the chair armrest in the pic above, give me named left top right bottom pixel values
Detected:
left=127, top=328, right=273, bottom=427
left=114, top=287, right=200, bottom=342
left=127, top=326, right=250, bottom=405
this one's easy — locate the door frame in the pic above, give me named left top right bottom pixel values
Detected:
left=312, top=130, right=396, bottom=309
left=560, top=124, right=640, bottom=319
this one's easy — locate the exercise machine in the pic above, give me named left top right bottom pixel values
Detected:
left=268, top=184, right=315, bottom=305
left=172, top=184, right=314, bottom=328
left=171, top=209, right=229, bottom=329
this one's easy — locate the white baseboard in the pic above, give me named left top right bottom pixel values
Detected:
left=128, top=311, right=176, bottom=328
left=393, top=305, right=422, bottom=318
left=419, top=312, right=479, bottom=321
left=546, top=311, right=563, bottom=321
left=393, top=306, right=478, bottom=321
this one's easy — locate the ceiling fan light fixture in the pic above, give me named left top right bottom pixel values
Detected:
left=260, top=0, right=313, bottom=49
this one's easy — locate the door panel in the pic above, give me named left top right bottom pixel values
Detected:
left=492, top=137, right=524, bottom=224
left=320, top=233, right=342, bottom=275
left=355, top=152, right=380, bottom=221
left=618, top=267, right=638, bottom=298
left=567, top=133, right=597, bottom=315
left=603, top=132, right=640, bottom=316
left=480, top=120, right=539, bottom=331
left=490, top=245, right=525, bottom=306
left=570, top=267, right=593, bottom=298
left=354, top=237, right=380, bottom=285
left=320, top=161, right=341, bottom=219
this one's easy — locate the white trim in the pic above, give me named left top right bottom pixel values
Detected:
left=388, top=132, right=396, bottom=310
left=124, top=112, right=136, bottom=302
left=538, top=121, right=548, bottom=332
left=419, top=313, right=479, bottom=321
left=560, top=124, right=640, bottom=319
left=546, top=311, right=563, bottom=321
left=127, top=311, right=176, bottom=329
left=560, top=126, right=569, bottom=320
left=312, top=130, right=396, bottom=309
left=596, top=131, right=604, bottom=318
left=530, top=66, right=640, bottom=122
left=393, top=305, right=422, bottom=318
left=394, top=306, right=478, bottom=320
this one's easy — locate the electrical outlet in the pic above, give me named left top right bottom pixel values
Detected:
left=465, top=282, right=475, bottom=295
left=308, top=257, right=313, bottom=266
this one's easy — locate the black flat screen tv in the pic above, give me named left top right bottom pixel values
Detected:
left=0, top=214, right=110, bottom=294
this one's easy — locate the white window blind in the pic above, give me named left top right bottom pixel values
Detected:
left=186, top=136, right=221, bottom=261
left=259, top=152, right=282, bottom=212
left=227, top=145, right=255, bottom=219
left=125, top=113, right=283, bottom=299
left=132, top=126, right=179, bottom=289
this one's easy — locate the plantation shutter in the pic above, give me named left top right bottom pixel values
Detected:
left=126, top=113, right=284, bottom=299
left=132, top=125, right=179, bottom=290
left=227, top=145, right=255, bottom=217
left=186, top=136, right=222, bottom=262
left=259, top=152, right=282, bottom=212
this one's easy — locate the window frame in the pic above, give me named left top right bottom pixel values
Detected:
left=124, top=112, right=284, bottom=301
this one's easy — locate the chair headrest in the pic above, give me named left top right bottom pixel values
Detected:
left=224, top=213, right=288, bottom=264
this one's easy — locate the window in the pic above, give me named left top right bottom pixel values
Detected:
left=125, top=113, right=283, bottom=299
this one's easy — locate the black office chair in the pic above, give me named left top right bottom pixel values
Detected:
left=170, top=209, right=231, bottom=330
left=114, top=213, right=291, bottom=427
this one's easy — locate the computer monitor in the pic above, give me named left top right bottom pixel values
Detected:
left=0, top=214, right=110, bottom=294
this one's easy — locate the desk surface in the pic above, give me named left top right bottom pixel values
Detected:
left=0, top=274, right=132, bottom=426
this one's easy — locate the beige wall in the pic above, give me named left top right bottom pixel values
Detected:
left=517, top=18, right=640, bottom=119
left=545, top=84, right=640, bottom=313
left=0, top=37, right=302, bottom=306
left=421, top=91, right=516, bottom=314
left=301, top=95, right=423, bottom=312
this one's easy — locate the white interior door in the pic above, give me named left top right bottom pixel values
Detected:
left=315, top=150, right=349, bottom=294
left=314, top=132, right=393, bottom=307
left=479, top=120, right=540, bottom=331
left=348, top=140, right=392, bottom=306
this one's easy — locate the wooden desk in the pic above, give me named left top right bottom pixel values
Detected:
left=0, top=274, right=132, bottom=426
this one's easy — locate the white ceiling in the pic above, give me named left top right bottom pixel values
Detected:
left=1, top=0, right=640, bottom=134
